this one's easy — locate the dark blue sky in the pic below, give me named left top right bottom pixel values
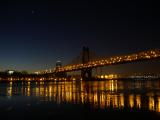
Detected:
left=0, top=0, right=160, bottom=73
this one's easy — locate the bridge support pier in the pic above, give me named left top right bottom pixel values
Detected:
left=81, top=46, right=93, bottom=80
left=81, top=68, right=92, bottom=80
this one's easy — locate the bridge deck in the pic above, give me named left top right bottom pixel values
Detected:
left=55, top=49, right=160, bottom=73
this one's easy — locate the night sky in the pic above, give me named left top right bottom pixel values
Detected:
left=0, top=0, right=160, bottom=73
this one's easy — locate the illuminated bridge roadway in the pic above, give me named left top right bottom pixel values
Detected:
left=54, top=49, right=160, bottom=76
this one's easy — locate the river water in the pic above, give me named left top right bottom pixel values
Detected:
left=0, top=79, right=160, bottom=120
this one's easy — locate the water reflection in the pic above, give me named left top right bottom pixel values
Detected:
left=1, top=80, right=160, bottom=112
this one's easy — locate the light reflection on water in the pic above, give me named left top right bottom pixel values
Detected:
left=1, top=80, right=160, bottom=113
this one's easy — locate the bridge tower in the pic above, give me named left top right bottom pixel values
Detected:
left=81, top=46, right=92, bottom=80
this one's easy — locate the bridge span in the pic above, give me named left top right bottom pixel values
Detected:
left=53, top=48, right=160, bottom=79
left=38, top=47, right=160, bottom=80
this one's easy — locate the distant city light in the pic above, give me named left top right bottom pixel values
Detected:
left=8, top=70, right=15, bottom=74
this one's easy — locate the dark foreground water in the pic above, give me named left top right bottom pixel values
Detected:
left=0, top=79, right=160, bottom=120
